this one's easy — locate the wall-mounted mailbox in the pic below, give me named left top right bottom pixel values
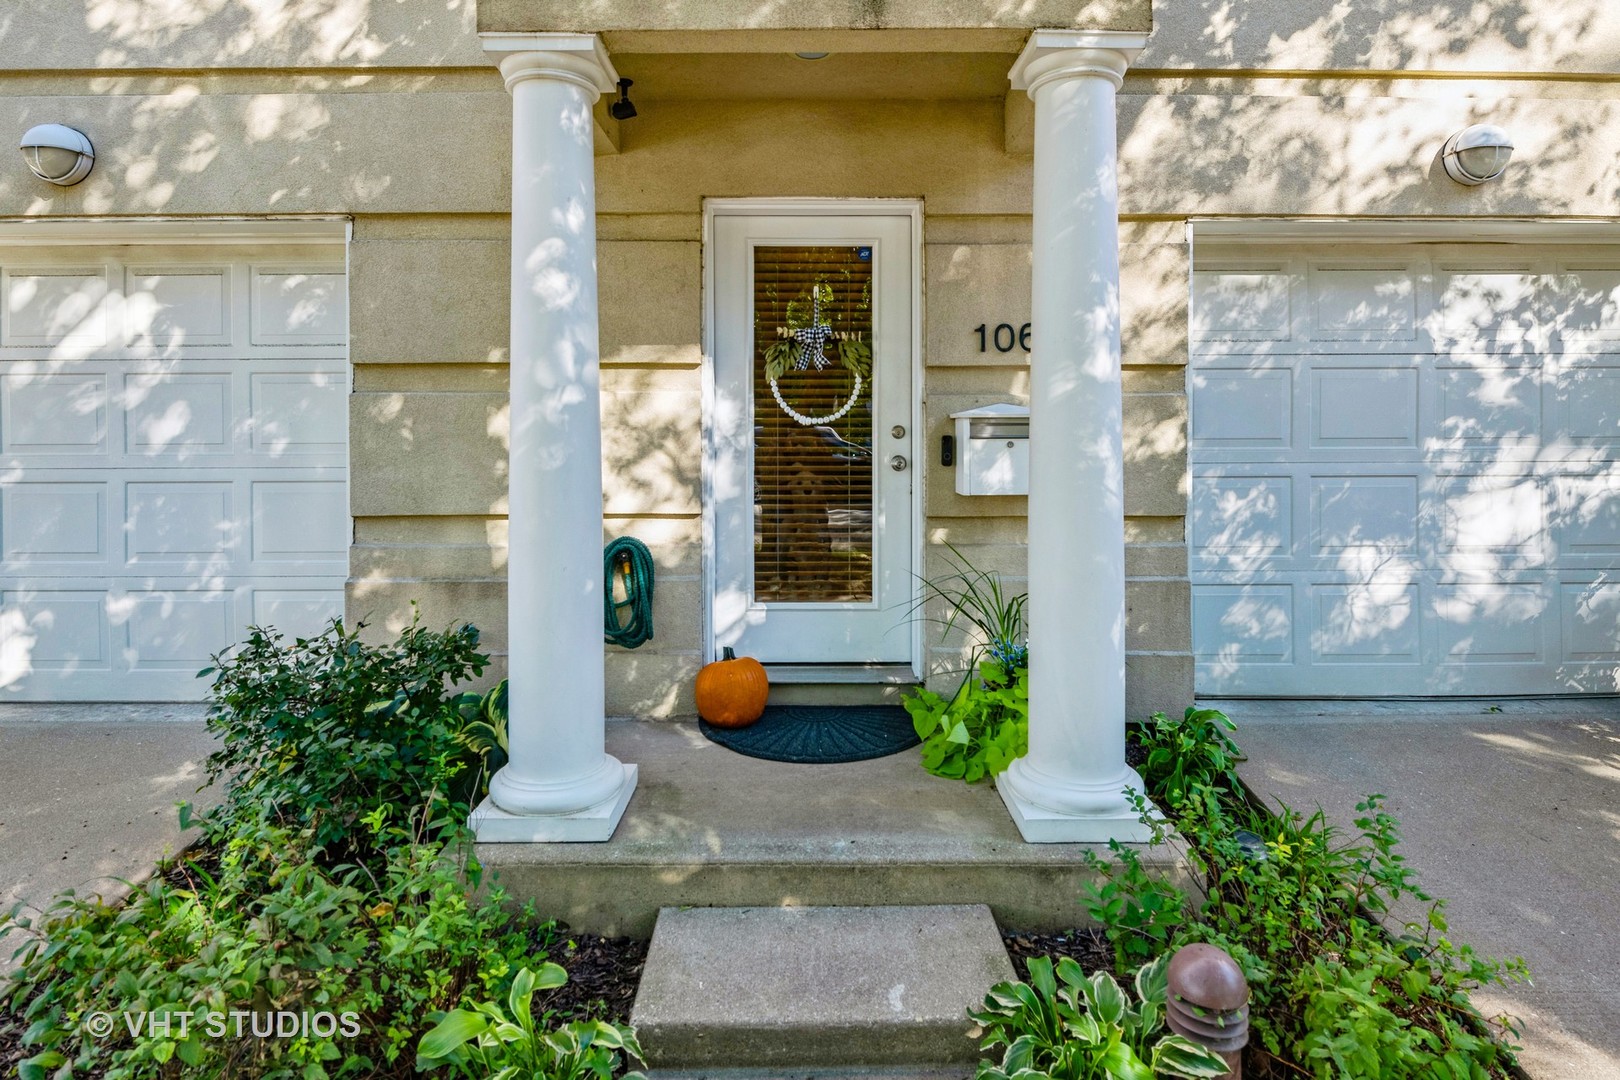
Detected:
left=951, top=402, right=1029, bottom=496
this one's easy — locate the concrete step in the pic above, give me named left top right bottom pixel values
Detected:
left=630, top=905, right=1014, bottom=1072
left=477, top=720, right=1191, bottom=937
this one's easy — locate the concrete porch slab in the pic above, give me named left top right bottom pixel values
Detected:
left=475, top=720, right=1189, bottom=937
left=1224, top=697, right=1620, bottom=1080
left=631, top=905, right=1012, bottom=1070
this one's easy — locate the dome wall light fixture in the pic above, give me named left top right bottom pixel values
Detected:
left=1441, top=124, right=1514, bottom=186
left=794, top=51, right=830, bottom=60
left=609, top=79, right=637, bottom=121
left=20, top=124, right=95, bottom=186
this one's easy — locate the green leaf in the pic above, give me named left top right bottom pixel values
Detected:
left=1086, top=971, right=1128, bottom=1027
left=1099, top=1041, right=1154, bottom=1080
left=418, top=1010, right=491, bottom=1059
left=1152, top=1035, right=1232, bottom=1078
left=946, top=721, right=971, bottom=745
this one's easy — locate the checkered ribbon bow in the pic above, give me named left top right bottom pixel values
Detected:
left=792, top=293, right=834, bottom=371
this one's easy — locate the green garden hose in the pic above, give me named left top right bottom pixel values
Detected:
left=604, top=537, right=655, bottom=649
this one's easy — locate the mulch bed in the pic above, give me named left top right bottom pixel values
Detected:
left=533, top=930, right=649, bottom=1026
left=1001, top=925, right=1114, bottom=979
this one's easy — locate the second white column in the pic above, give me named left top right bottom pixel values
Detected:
left=997, top=30, right=1160, bottom=844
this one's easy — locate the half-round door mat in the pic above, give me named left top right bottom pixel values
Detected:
left=699, top=705, right=920, bottom=765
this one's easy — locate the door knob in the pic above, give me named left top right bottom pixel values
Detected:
left=890, top=455, right=908, bottom=472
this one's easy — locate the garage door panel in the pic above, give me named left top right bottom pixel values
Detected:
left=1561, top=581, right=1620, bottom=662
left=124, top=372, right=233, bottom=457
left=1308, top=265, right=1417, bottom=340
left=1310, top=367, right=1419, bottom=448
left=1430, top=582, right=1548, bottom=664
left=1, top=267, right=111, bottom=348
left=1191, top=473, right=1293, bottom=570
left=0, top=590, right=110, bottom=672
left=1434, top=365, right=1542, bottom=450
left=253, top=589, right=343, bottom=642
left=251, top=268, right=346, bottom=346
left=2, top=372, right=109, bottom=455
left=1550, top=366, right=1620, bottom=446
left=1310, top=475, right=1419, bottom=558
left=125, top=481, right=239, bottom=568
left=124, top=266, right=232, bottom=351
left=1191, top=264, right=1294, bottom=342
left=122, top=593, right=233, bottom=670
left=250, top=372, right=347, bottom=455
left=1550, top=474, right=1620, bottom=557
left=1189, top=367, right=1292, bottom=448
left=1558, top=267, right=1620, bottom=343
left=1, top=482, right=108, bottom=564
left=250, top=480, right=348, bottom=563
left=1312, top=581, right=1422, bottom=664
left=1193, top=584, right=1295, bottom=665
left=1193, top=242, right=1619, bottom=696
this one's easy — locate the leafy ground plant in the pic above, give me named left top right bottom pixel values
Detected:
left=416, top=963, right=646, bottom=1080
left=904, top=658, right=1027, bottom=782
left=971, top=954, right=1228, bottom=1080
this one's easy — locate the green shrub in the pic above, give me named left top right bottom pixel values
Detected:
left=1080, top=842, right=1191, bottom=974
left=197, top=617, right=489, bottom=866
left=970, top=954, right=1229, bottom=1080
left=1103, top=711, right=1531, bottom=1079
left=2, top=820, right=541, bottom=1080
left=1136, top=707, right=1246, bottom=810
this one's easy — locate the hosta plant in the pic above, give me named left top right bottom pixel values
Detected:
left=970, top=954, right=1229, bottom=1080
left=417, top=964, right=646, bottom=1080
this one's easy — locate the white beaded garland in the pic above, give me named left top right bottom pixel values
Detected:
left=769, top=373, right=863, bottom=426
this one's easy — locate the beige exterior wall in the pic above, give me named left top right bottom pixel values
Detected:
left=3, top=0, right=1615, bottom=714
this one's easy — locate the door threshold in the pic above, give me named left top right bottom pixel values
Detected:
left=765, top=663, right=920, bottom=685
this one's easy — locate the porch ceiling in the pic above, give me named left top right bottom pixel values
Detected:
left=477, top=1, right=1151, bottom=36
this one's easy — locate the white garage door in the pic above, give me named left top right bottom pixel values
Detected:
left=1191, top=241, right=1620, bottom=696
left=0, top=235, right=348, bottom=701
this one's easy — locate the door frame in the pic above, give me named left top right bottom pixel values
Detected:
left=700, top=197, right=925, bottom=680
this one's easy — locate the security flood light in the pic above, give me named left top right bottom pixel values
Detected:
left=19, top=123, right=94, bottom=186
left=1441, top=124, right=1514, bottom=186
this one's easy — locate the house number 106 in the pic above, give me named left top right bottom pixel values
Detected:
left=973, top=323, right=1032, bottom=353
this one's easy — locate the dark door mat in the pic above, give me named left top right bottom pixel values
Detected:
left=698, top=704, right=920, bottom=764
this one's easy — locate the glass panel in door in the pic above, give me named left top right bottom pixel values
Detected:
left=752, top=245, right=874, bottom=603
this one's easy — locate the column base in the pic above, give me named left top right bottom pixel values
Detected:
left=995, top=765, right=1163, bottom=844
left=471, top=764, right=638, bottom=843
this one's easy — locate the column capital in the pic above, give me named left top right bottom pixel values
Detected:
left=1009, top=29, right=1149, bottom=95
left=480, top=32, right=619, bottom=96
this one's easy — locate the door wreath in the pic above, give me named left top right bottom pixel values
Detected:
left=762, top=282, right=872, bottom=426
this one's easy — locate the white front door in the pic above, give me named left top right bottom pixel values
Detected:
left=710, top=209, right=916, bottom=666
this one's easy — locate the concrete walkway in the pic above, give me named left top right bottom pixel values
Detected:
left=1226, top=698, right=1620, bottom=1080
left=0, top=705, right=217, bottom=973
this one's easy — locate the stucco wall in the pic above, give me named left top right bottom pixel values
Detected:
left=4, top=0, right=1616, bottom=715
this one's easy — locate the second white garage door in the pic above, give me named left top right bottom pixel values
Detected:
left=1191, top=240, right=1620, bottom=696
left=0, top=230, right=349, bottom=701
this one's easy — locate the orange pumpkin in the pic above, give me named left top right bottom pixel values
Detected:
left=695, top=647, right=769, bottom=728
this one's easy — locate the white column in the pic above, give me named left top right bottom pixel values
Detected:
left=471, top=33, right=637, bottom=842
left=996, top=30, right=1160, bottom=843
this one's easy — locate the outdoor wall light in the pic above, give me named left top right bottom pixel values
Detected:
left=1441, top=124, right=1514, bottom=186
left=794, top=51, right=830, bottom=60
left=609, top=79, right=637, bottom=121
left=19, top=123, right=95, bottom=186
